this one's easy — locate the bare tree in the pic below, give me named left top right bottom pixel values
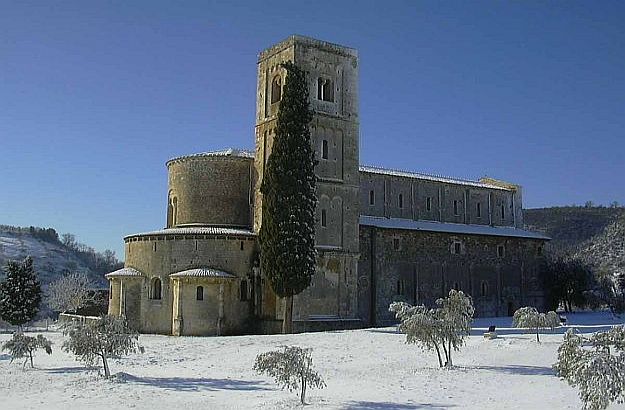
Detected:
left=47, top=271, right=95, bottom=314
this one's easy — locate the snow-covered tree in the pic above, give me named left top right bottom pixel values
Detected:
left=554, top=327, right=625, bottom=409
left=253, top=345, right=325, bottom=404
left=62, top=315, right=140, bottom=378
left=512, top=306, right=559, bottom=342
left=0, top=257, right=41, bottom=327
left=259, top=61, right=317, bottom=334
left=546, top=310, right=561, bottom=331
left=437, top=289, right=475, bottom=367
left=47, top=271, right=96, bottom=314
left=2, top=332, right=52, bottom=368
left=390, top=290, right=474, bottom=367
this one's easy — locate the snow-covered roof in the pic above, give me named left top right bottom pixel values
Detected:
left=169, top=268, right=237, bottom=279
left=360, top=216, right=551, bottom=240
left=167, top=148, right=254, bottom=165
left=105, top=267, right=144, bottom=278
left=359, top=165, right=512, bottom=191
left=124, top=226, right=256, bottom=240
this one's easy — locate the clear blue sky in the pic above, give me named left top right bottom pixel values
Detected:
left=1, top=1, right=624, bottom=259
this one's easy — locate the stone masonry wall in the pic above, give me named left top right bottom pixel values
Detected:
left=123, top=234, right=256, bottom=334
left=358, top=225, right=547, bottom=325
left=360, top=172, right=518, bottom=227
left=167, top=156, right=253, bottom=228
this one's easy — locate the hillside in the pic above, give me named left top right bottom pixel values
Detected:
left=574, top=214, right=625, bottom=276
left=524, top=206, right=625, bottom=253
left=0, top=225, right=121, bottom=289
left=524, top=206, right=625, bottom=277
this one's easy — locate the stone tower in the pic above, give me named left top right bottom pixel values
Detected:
left=254, top=35, right=360, bottom=323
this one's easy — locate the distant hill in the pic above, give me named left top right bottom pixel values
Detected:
left=524, top=206, right=625, bottom=277
left=0, top=225, right=122, bottom=289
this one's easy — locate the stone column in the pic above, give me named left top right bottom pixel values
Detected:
left=172, top=280, right=183, bottom=336
left=119, top=280, right=125, bottom=316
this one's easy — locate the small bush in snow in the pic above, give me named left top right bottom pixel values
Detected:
left=390, top=289, right=474, bottom=368
left=2, top=332, right=52, bottom=368
left=512, top=307, right=559, bottom=342
left=554, top=326, right=625, bottom=409
left=62, top=315, right=140, bottom=378
left=253, top=345, right=325, bottom=404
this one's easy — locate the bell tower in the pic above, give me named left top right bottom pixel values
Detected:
left=254, top=35, right=360, bottom=323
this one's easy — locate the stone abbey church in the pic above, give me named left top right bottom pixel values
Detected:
left=106, top=36, right=549, bottom=336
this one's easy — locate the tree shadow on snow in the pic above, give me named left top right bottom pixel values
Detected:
left=119, top=374, right=273, bottom=392
left=343, top=401, right=455, bottom=409
left=45, top=366, right=97, bottom=374
left=364, top=328, right=401, bottom=335
left=469, top=365, right=554, bottom=376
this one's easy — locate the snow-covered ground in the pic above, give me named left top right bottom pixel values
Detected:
left=1, top=312, right=624, bottom=409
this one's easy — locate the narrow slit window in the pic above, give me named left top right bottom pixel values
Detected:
left=196, top=286, right=204, bottom=301
left=322, top=139, right=328, bottom=160
left=321, top=209, right=327, bottom=227
left=317, top=77, right=323, bottom=100
left=426, top=197, right=432, bottom=211
left=369, top=190, right=375, bottom=206
left=453, top=200, right=459, bottom=216
left=240, top=280, right=248, bottom=301
left=481, top=281, right=488, bottom=297
left=501, top=204, right=505, bottom=220
left=240, top=241, right=244, bottom=251
left=476, top=202, right=481, bottom=218
left=398, top=194, right=403, bottom=209
left=396, top=280, right=404, bottom=295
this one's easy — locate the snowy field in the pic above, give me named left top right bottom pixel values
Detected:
left=1, top=312, right=624, bottom=410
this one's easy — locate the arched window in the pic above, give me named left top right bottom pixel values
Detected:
left=271, top=76, right=282, bottom=104
left=151, top=278, right=162, bottom=300
left=317, top=77, right=334, bottom=102
left=481, top=281, right=488, bottom=297
left=452, top=241, right=462, bottom=255
left=196, top=286, right=203, bottom=301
